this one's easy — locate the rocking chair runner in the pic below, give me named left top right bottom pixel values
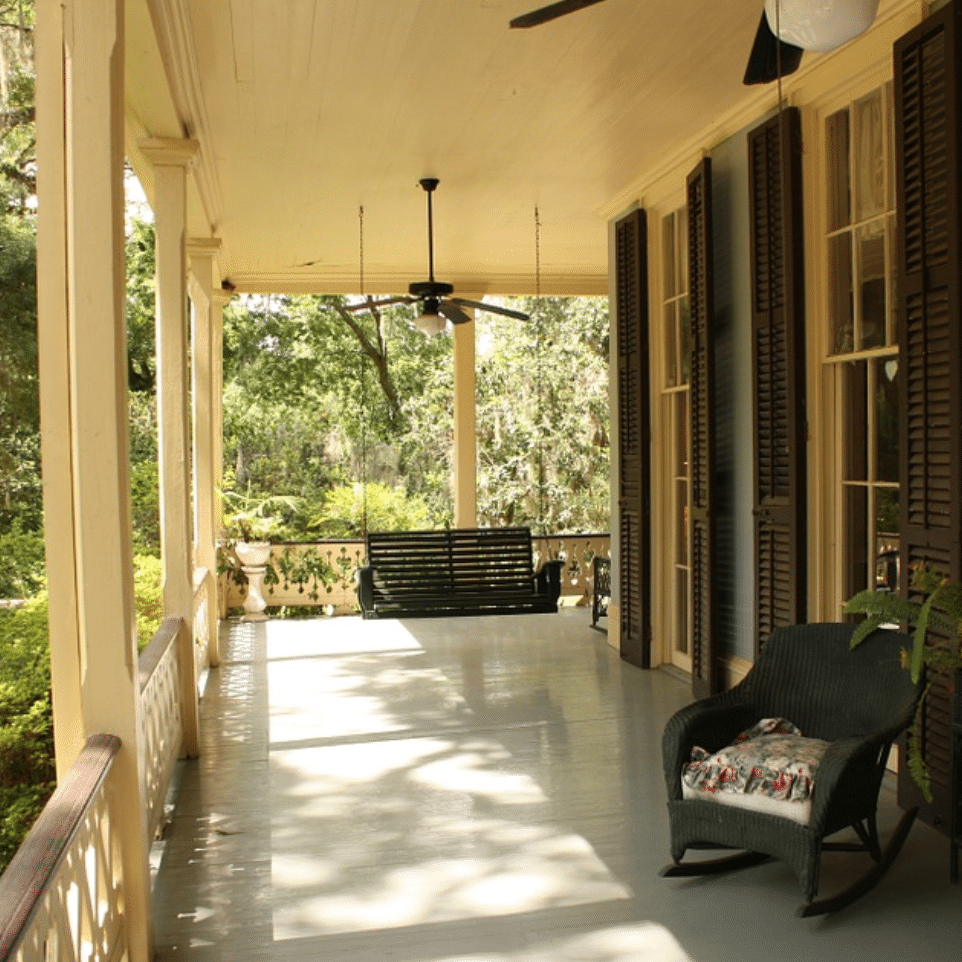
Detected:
left=661, top=623, right=924, bottom=916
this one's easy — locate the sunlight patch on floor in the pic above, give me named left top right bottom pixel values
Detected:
left=268, top=670, right=632, bottom=939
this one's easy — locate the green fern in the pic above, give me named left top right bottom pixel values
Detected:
left=844, top=564, right=962, bottom=801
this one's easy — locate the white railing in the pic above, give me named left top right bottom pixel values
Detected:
left=0, top=735, right=126, bottom=962
left=222, top=533, right=611, bottom=613
left=533, top=532, right=610, bottom=604
left=138, top=617, right=183, bottom=845
left=192, top=566, right=215, bottom=677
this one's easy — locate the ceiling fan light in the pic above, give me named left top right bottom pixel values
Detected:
left=415, top=310, right=446, bottom=335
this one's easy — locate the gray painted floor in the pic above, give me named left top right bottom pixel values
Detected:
left=152, top=610, right=961, bottom=961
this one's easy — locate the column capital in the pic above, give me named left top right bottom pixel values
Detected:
left=187, top=237, right=221, bottom=259
left=139, top=137, right=199, bottom=167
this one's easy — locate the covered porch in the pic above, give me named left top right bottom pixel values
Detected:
left=9, top=0, right=962, bottom=959
left=150, top=610, right=955, bottom=961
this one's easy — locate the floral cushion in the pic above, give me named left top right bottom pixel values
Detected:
left=680, top=718, right=829, bottom=825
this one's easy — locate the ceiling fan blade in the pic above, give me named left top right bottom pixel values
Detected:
left=451, top=297, right=531, bottom=321
left=743, top=10, right=804, bottom=85
left=510, top=0, right=609, bottom=30
left=438, top=300, right=473, bottom=325
left=343, top=295, right=414, bottom=312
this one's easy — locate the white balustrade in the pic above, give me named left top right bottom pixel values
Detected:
left=0, top=737, right=126, bottom=962
left=192, top=567, right=212, bottom=682
left=222, top=535, right=610, bottom=613
left=138, top=618, right=183, bottom=844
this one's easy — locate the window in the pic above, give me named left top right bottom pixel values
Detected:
left=823, top=83, right=899, bottom=602
left=660, top=207, right=691, bottom=667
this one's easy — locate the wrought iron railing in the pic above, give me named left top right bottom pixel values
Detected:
left=222, top=533, right=611, bottom=613
left=0, top=736, right=125, bottom=962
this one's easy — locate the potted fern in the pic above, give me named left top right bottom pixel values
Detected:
left=845, top=563, right=962, bottom=801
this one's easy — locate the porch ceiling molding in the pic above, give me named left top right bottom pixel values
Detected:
left=122, top=0, right=921, bottom=297
left=228, top=270, right=610, bottom=298
left=139, top=0, right=223, bottom=236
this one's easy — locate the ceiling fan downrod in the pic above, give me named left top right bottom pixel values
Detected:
left=420, top=177, right=440, bottom=284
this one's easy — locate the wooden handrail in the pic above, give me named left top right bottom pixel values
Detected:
left=0, top=734, right=121, bottom=962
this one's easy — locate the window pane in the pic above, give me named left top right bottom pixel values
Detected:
left=664, top=303, right=677, bottom=387
left=841, top=360, right=868, bottom=482
left=887, top=216, right=899, bottom=345
left=874, top=488, right=900, bottom=591
left=829, top=234, right=854, bottom=353
left=662, top=212, right=676, bottom=298
left=674, top=392, right=688, bottom=478
left=843, top=484, right=869, bottom=600
left=854, top=91, right=884, bottom=222
left=874, top=357, right=899, bottom=483
left=675, top=567, right=689, bottom=655
left=678, top=206, right=689, bottom=295
left=885, top=81, right=896, bottom=212
left=826, top=108, right=851, bottom=232
left=857, top=222, right=886, bottom=349
left=680, top=296, right=691, bottom=385
left=675, top=478, right=688, bottom=566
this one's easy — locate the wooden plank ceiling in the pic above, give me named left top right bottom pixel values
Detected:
left=125, top=0, right=773, bottom=295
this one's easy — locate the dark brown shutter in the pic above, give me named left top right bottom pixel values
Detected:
left=615, top=209, right=652, bottom=669
left=687, top=159, right=718, bottom=698
left=894, top=0, right=962, bottom=833
left=747, top=107, right=806, bottom=654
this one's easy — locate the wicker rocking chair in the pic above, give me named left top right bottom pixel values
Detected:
left=661, top=623, right=924, bottom=916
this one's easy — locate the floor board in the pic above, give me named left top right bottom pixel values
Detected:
left=151, top=610, right=961, bottom=961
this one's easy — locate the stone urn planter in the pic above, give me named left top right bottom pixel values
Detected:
left=234, top=540, right=272, bottom=621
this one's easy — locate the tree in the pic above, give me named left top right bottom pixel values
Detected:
left=476, top=297, right=610, bottom=533
left=0, top=1, right=35, bottom=218
left=221, top=294, right=454, bottom=527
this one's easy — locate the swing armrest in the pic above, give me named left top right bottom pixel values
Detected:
left=356, top=565, right=374, bottom=613
left=535, top=559, right=563, bottom=601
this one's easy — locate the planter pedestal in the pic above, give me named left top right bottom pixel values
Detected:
left=235, top=541, right=271, bottom=622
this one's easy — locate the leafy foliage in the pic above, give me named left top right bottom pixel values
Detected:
left=221, top=293, right=609, bottom=538
left=476, top=297, right=610, bottom=533
left=0, top=517, right=44, bottom=596
left=0, top=555, right=165, bottom=876
left=314, top=482, right=436, bottom=538
left=845, top=563, right=962, bottom=802
left=0, top=594, right=53, bottom=875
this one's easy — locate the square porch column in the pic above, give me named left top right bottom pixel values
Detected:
left=35, top=1, right=153, bottom=958
left=453, top=310, right=477, bottom=527
left=140, top=137, right=201, bottom=758
left=188, top=239, right=223, bottom=666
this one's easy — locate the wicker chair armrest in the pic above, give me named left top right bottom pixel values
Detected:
left=808, top=733, right=891, bottom=830
left=662, top=698, right=757, bottom=800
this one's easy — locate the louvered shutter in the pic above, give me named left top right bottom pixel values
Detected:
left=687, top=159, right=718, bottom=698
left=747, top=108, right=807, bottom=654
left=894, top=1, right=962, bottom=833
left=615, top=209, right=652, bottom=669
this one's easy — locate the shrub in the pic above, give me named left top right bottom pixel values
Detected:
left=0, top=595, right=55, bottom=874
left=0, top=520, right=46, bottom=599
left=0, top=556, right=166, bottom=875
left=133, top=553, right=164, bottom=649
left=313, top=482, right=436, bottom=537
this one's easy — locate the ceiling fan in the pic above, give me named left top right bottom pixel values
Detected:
left=510, top=0, right=881, bottom=87
left=345, top=178, right=530, bottom=334
left=743, top=0, right=881, bottom=84
left=510, top=0, right=608, bottom=29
